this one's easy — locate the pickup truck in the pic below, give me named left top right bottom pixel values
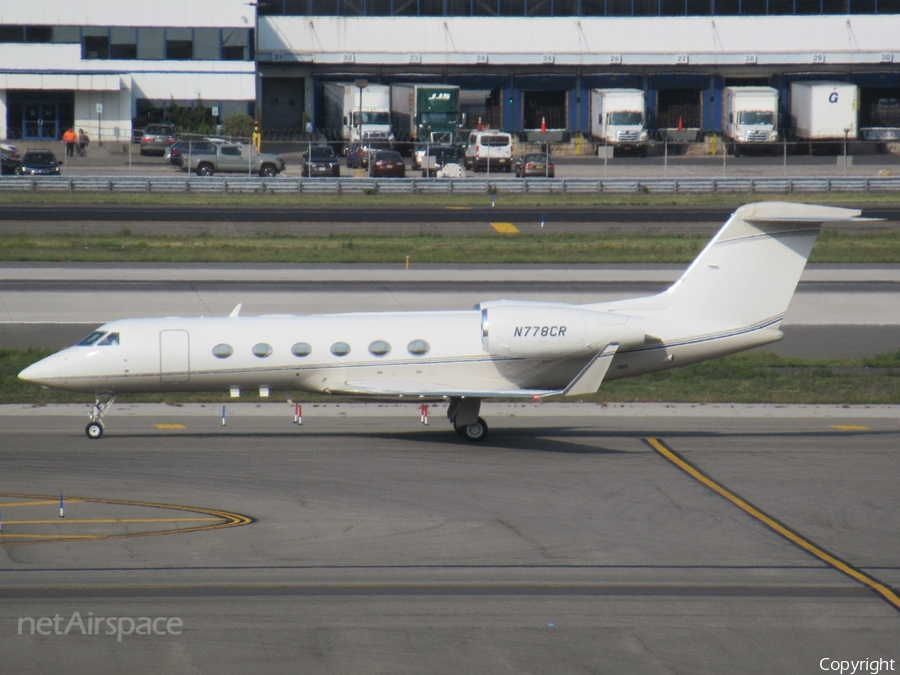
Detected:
left=181, top=144, right=285, bottom=177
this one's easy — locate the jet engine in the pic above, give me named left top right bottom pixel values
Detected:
left=476, top=301, right=644, bottom=358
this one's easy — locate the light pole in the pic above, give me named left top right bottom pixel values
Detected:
left=354, top=79, right=368, bottom=170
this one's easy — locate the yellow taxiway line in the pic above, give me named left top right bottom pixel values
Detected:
left=644, top=437, right=900, bottom=613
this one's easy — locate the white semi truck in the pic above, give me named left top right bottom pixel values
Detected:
left=789, top=81, right=858, bottom=141
left=322, top=82, right=395, bottom=148
left=723, top=86, right=779, bottom=156
left=590, top=88, right=649, bottom=156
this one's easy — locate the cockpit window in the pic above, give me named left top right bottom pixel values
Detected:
left=97, top=332, right=120, bottom=346
left=75, top=331, right=106, bottom=346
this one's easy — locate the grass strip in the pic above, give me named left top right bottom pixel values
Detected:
left=1, top=229, right=899, bottom=264
left=5, top=348, right=899, bottom=406
left=1, top=191, right=899, bottom=208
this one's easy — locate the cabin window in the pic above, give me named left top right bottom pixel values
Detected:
left=331, top=341, right=351, bottom=356
left=291, top=342, right=312, bottom=357
left=407, top=339, right=430, bottom=356
left=368, top=340, right=391, bottom=357
left=97, top=332, right=120, bottom=346
left=212, top=343, right=233, bottom=359
left=75, top=331, right=106, bottom=346
left=252, top=343, right=273, bottom=358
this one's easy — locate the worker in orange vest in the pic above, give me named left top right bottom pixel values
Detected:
left=62, top=128, right=78, bottom=157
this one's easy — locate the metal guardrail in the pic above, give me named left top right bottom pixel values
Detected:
left=2, top=176, right=900, bottom=194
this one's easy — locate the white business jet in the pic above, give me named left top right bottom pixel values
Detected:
left=19, top=202, right=865, bottom=441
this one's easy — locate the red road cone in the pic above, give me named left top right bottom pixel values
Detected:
left=677, top=115, right=684, bottom=131
left=540, top=116, right=547, bottom=133
left=477, top=117, right=483, bottom=132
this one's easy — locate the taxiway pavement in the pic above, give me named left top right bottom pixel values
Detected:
left=0, top=404, right=897, bottom=674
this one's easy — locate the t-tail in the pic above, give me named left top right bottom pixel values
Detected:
left=598, top=201, right=867, bottom=364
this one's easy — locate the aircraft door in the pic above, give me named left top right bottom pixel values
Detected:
left=159, top=330, right=190, bottom=383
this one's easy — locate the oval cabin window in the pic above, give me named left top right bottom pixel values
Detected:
left=331, top=342, right=351, bottom=357
left=212, top=343, right=233, bottom=359
left=291, top=342, right=312, bottom=357
left=252, top=343, right=273, bottom=358
left=368, top=340, right=391, bottom=357
left=407, top=339, right=430, bottom=356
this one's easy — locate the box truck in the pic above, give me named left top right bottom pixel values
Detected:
left=391, top=84, right=461, bottom=144
left=723, top=86, right=779, bottom=156
left=590, top=88, right=649, bottom=156
left=322, top=82, right=394, bottom=148
left=790, top=81, right=858, bottom=141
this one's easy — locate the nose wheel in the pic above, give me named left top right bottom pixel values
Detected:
left=85, top=394, right=116, bottom=439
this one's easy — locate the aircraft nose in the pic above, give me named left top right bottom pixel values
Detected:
left=19, top=356, right=62, bottom=387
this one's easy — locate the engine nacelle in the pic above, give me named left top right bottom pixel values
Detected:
left=476, top=301, right=644, bottom=358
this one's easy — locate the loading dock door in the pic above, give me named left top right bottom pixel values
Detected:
left=656, top=89, right=702, bottom=129
left=523, top=91, right=566, bottom=129
left=160, top=330, right=190, bottom=384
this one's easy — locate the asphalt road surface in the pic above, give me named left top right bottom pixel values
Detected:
left=0, top=405, right=897, bottom=674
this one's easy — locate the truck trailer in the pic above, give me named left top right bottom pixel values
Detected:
left=790, top=81, right=859, bottom=141
left=391, top=84, right=461, bottom=144
left=322, top=82, right=394, bottom=148
left=723, top=86, right=779, bottom=156
left=590, top=88, right=649, bottom=156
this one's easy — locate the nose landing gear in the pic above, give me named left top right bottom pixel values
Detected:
left=86, top=394, right=116, bottom=439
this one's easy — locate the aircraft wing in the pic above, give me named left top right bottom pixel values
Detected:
left=333, top=344, right=620, bottom=399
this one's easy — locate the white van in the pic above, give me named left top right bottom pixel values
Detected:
left=464, top=132, right=513, bottom=172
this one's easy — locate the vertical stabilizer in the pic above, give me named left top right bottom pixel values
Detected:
left=598, top=202, right=860, bottom=328
left=649, top=202, right=860, bottom=328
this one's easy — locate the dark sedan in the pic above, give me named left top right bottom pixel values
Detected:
left=16, top=150, right=61, bottom=176
left=301, top=145, right=341, bottom=177
left=1, top=143, right=20, bottom=175
left=514, top=152, right=554, bottom=178
left=369, top=151, right=406, bottom=177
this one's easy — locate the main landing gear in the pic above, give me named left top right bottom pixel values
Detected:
left=86, top=394, right=116, bottom=439
left=447, top=397, right=488, bottom=442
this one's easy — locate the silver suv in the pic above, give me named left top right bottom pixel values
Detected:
left=139, top=124, right=177, bottom=156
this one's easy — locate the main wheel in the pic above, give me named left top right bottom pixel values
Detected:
left=455, top=417, right=488, bottom=442
left=196, top=163, right=213, bottom=176
left=259, top=164, right=276, bottom=177
left=85, top=422, right=104, bottom=439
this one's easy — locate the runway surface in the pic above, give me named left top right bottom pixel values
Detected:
left=1, top=264, right=898, bottom=357
left=1, top=403, right=898, bottom=674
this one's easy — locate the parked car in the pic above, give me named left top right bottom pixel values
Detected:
left=0, top=142, right=20, bottom=175
left=369, top=151, right=405, bottom=177
left=421, top=145, right=461, bottom=177
left=300, top=145, right=341, bottom=177
left=139, top=124, right=177, bottom=156
left=166, top=140, right=217, bottom=166
left=514, top=152, right=555, bottom=178
left=16, top=149, right=61, bottom=175
left=360, top=140, right=393, bottom=169
left=181, top=144, right=285, bottom=177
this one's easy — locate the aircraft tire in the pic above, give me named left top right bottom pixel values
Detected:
left=86, top=422, right=104, bottom=439
left=456, top=417, right=488, bottom=442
